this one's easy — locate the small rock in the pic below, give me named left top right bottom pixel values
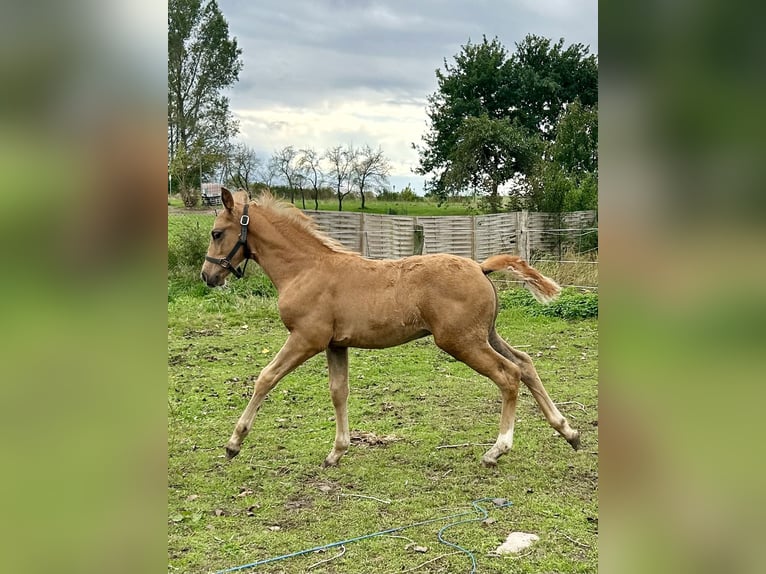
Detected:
left=494, top=532, right=539, bottom=555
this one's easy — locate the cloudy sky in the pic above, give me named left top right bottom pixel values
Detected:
left=218, top=0, right=598, bottom=193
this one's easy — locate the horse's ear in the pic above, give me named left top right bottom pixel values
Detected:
left=221, top=187, right=234, bottom=211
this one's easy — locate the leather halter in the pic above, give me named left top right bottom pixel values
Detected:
left=204, top=204, right=251, bottom=279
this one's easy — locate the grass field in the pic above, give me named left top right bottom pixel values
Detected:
left=168, top=194, right=477, bottom=216
left=168, top=287, right=598, bottom=573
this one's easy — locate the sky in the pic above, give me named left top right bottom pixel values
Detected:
left=218, top=0, right=598, bottom=194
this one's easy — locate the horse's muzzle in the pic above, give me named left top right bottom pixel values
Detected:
left=200, top=270, right=224, bottom=288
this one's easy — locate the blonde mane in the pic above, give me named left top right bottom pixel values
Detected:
left=251, top=191, right=355, bottom=254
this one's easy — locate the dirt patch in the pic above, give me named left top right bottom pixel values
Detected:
left=169, top=206, right=218, bottom=216
left=350, top=430, right=402, bottom=447
left=183, top=328, right=218, bottom=338
left=284, top=498, right=313, bottom=511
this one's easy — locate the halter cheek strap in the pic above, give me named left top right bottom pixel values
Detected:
left=204, top=204, right=251, bottom=279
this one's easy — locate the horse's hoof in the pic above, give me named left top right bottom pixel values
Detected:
left=321, top=457, right=339, bottom=468
left=568, top=431, right=581, bottom=451
left=481, top=456, right=498, bottom=468
left=225, top=445, right=240, bottom=460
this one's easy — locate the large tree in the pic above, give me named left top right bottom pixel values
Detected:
left=168, top=0, right=242, bottom=193
left=415, top=34, right=597, bottom=210
left=442, top=114, right=539, bottom=212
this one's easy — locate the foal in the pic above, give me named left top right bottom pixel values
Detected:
left=201, top=188, right=580, bottom=467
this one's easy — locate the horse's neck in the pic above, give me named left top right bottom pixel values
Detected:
left=250, top=214, right=328, bottom=290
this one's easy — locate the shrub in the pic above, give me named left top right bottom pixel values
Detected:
left=168, top=219, right=208, bottom=272
left=499, top=287, right=598, bottom=320
left=179, top=186, right=201, bottom=208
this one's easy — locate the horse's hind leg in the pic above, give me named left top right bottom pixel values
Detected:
left=436, top=338, right=522, bottom=466
left=489, top=330, right=581, bottom=450
left=225, top=333, right=320, bottom=460
left=323, top=346, right=350, bottom=467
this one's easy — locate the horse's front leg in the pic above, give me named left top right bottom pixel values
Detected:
left=322, top=346, right=350, bottom=467
left=225, top=333, right=320, bottom=460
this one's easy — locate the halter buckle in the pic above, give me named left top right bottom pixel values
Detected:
left=240, top=214, right=250, bottom=226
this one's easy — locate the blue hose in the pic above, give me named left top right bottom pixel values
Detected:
left=214, top=497, right=512, bottom=573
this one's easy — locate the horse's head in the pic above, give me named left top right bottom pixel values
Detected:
left=200, top=187, right=252, bottom=287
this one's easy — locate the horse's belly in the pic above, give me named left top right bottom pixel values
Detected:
left=331, top=314, right=430, bottom=349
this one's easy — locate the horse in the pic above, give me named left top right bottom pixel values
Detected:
left=200, top=188, right=581, bottom=468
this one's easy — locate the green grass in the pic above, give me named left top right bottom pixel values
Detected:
left=168, top=290, right=598, bottom=573
left=168, top=196, right=477, bottom=216
left=305, top=199, right=476, bottom=216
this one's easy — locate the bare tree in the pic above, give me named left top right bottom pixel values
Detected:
left=257, top=160, right=279, bottom=189
left=228, top=143, right=261, bottom=195
left=298, top=147, right=324, bottom=210
left=271, top=145, right=303, bottom=204
left=353, top=144, right=392, bottom=210
left=324, top=144, right=357, bottom=211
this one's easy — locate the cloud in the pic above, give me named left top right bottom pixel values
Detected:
left=218, top=0, right=598, bottom=185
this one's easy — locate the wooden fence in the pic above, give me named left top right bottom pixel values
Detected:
left=303, top=210, right=597, bottom=261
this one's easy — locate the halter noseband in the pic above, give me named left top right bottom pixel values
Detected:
left=204, top=204, right=251, bottom=279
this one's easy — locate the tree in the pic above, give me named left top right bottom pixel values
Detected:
left=352, top=145, right=392, bottom=210
left=168, top=142, right=200, bottom=206
left=298, top=148, right=324, bottom=210
left=527, top=99, right=598, bottom=212
left=414, top=34, right=597, bottom=208
left=443, top=114, right=539, bottom=212
left=257, top=160, right=279, bottom=189
left=168, top=0, right=242, bottom=192
left=270, top=146, right=303, bottom=204
left=324, top=145, right=357, bottom=211
left=507, top=36, right=597, bottom=139
left=227, top=143, right=261, bottom=194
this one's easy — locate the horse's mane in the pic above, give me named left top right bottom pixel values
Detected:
left=251, top=191, right=355, bottom=254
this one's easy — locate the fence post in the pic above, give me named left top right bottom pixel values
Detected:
left=413, top=224, right=424, bottom=255
left=518, top=210, right=529, bottom=260
left=359, top=212, right=366, bottom=255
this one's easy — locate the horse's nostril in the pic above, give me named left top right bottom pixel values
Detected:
left=201, top=271, right=208, bottom=283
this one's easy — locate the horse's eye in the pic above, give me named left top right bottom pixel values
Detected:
left=211, top=230, right=223, bottom=240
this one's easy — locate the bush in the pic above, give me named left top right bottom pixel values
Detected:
left=179, top=186, right=201, bottom=208
left=499, top=287, right=598, bottom=319
left=168, top=219, right=209, bottom=272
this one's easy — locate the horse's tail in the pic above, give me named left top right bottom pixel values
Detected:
left=480, top=255, right=561, bottom=304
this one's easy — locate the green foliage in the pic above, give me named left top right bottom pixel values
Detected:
left=443, top=114, right=540, bottom=212
left=168, top=0, right=243, bottom=190
left=526, top=100, right=598, bottom=212
left=168, top=217, right=209, bottom=271
left=415, top=34, right=598, bottom=207
left=499, top=287, right=598, bottom=319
